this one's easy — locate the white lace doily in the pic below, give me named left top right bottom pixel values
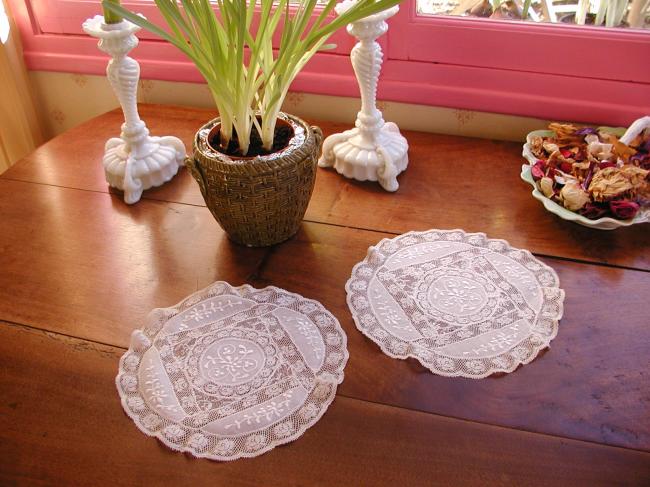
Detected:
left=346, top=230, right=565, bottom=378
left=116, top=282, right=348, bottom=460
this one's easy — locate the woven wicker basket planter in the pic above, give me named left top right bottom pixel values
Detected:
left=186, top=113, right=323, bottom=247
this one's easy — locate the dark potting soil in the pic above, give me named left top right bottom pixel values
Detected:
left=209, top=123, right=294, bottom=157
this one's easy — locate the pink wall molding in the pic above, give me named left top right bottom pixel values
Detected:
left=10, top=0, right=650, bottom=127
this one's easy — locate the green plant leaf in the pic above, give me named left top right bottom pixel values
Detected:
left=107, top=0, right=404, bottom=154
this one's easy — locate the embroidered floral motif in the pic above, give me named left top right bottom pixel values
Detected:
left=298, top=403, right=319, bottom=421
left=214, top=439, right=235, bottom=455
left=142, top=414, right=161, bottom=430
left=245, top=434, right=266, bottom=451
left=121, top=375, right=138, bottom=392
left=123, top=354, right=140, bottom=371
left=163, top=424, right=185, bottom=441
left=188, top=433, right=209, bottom=451
left=127, top=396, right=146, bottom=412
left=273, top=422, right=293, bottom=438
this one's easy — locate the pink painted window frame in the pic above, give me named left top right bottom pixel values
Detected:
left=9, top=0, right=650, bottom=126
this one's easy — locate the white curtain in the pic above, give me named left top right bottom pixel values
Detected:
left=0, top=0, right=43, bottom=173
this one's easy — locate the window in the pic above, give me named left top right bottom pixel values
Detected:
left=417, top=0, right=649, bottom=29
left=8, top=0, right=650, bottom=125
left=1, top=0, right=9, bottom=44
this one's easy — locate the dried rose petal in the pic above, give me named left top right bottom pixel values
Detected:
left=580, top=203, right=609, bottom=220
left=601, top=133, right=636, bottom=162
left=609, top=200, right=640, bottom=220
left=530, top=136, right=546, bottom=158
left=586, top=139, right=614, bottom=161
left=630, top=153, right=650, bottom=170
left=573, top=149, right=586, bottom=162
left=598, top=161, right=617, bottom=169
left=560, top=149, right=573, bottom=159
left=630, top=153, right=644, bottom=162
left=575, top=127, right=598, bottom=136
left=549, top=123, right=579, bottom=137
left=543, top=141, right=560, bottom=154
left=531, top=161, right=545, bottom=180
left=582, top=161, right=597, bottom=190
left=559, top=161, right=573, bottom=173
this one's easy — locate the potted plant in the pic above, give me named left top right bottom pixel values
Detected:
left=102, top=0, right=401, bottom=246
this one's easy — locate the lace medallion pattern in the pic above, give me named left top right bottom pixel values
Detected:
left=116, top=282, right=348, bottom=460
left=346, top=229, right=565, bottom=378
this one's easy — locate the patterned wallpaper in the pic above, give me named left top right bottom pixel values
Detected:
left=29, top=71, right=550, bottom=142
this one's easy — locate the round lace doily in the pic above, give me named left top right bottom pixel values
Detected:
left=346, top=229, right=565, bottom=378
left=116, top=282, right=348, bottom=461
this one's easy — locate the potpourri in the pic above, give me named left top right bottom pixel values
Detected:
left=528, top=123, right=650, bottom=220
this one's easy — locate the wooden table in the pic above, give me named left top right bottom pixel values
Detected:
left=1, top=105, right=648, bottom=486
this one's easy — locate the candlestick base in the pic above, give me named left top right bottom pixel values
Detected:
left=104, top=130, right=185, bottom=205
left=318, top=122, right=408, bottom=192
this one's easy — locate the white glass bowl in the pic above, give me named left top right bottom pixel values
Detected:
left=521, top=129, right=650, bottom=230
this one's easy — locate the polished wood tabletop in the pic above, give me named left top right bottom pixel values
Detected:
left=1, top=105, right=648, bottom=486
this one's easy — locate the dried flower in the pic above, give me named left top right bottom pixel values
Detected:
left=549, top=123, right=578, bottom=141
left=620, top=165, right=649, bottom=187
left=609, top=200, right=640, bottom=220
left=586, top=140, right=613, bottom=161
left=530, top=136, right=545, bottom=158
left=543, top=141, right=560, bottom=154
left=531, top=160, right=545, bottom=180
left=589, top=167, right=634, bottom=201
left=538, top=177, right=555, bottom=198
left=548, top=150, right=573, bottom=168
left=560, top=182, right=590, bottom=211
left=575, top=127, right=598, bottom=136
left=601, top=133, right=636, bottom=162
left=579, top=203, right=608, bottom=220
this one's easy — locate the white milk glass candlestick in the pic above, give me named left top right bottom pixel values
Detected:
left=83, top=15, right=185, bottom=204
left=318, top=3, right=408, bottom=192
